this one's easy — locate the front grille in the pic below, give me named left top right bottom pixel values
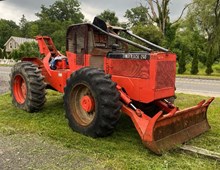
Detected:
left=155, top=61, right=175, bottom=89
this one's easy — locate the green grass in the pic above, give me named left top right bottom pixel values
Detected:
left=176, top=74, right=220, bottom=80
left=0, top=91, right=220, bottom=169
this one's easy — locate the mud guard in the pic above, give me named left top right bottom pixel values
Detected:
left=122, top=97, right=214, bottom=154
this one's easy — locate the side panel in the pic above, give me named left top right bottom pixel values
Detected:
left=111, top=76, right=154, bottom=103
left=45, top=70, right=69, bottom=93
left=106, top=58, right=153, bottom=102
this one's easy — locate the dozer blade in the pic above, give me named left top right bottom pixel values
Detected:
left=122, top=97, right=214, bottom=155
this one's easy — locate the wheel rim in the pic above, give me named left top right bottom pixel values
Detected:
left=70, top=83, right=96, bottom=126
left=80, top=95, right=95, bottom=112
left=13, top=75, right=27, bottom=104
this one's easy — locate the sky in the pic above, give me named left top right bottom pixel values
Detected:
left=0, top=0, right=192, bottom=24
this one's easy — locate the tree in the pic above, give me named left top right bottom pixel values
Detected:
left=146, top=0, right=170, bottom=35
left=19, top=15, right=29, bottom=37
left=124, top=1, right=192, bottom=49
left=125, top=5, right=150, bottom=27
left=97, top=10, right=119, bottom=25
left=206, top=48, right=214, bottom=75
left=146, top=0, right=191, bottom=36
left=51, top=29, right=66, bottom=52
left=36, top=0, right=84, bottom=23
left=132, top=24, right=164, bottom=46
left=171, top=13, right=209, bottom=73
left=34, top=0, right=84, bottom=50
left=191, top=47, right=199, bottom=75
left=187, top=0, right=220, bottom=71
left=0, top=19, right=20, bottom=48
left=178, top=45, right=187, bottom=74
left=206, top=58, right=214, bottom=75
left=26, top=22, right=39, bottom=38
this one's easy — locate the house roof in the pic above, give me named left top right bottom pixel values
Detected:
left=4, top=36, right=36, bottom=46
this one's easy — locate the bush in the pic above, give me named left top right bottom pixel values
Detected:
left=10, top=42, right=40, bottom=61
left=205, top=46, right=215, bottom=75
left=191, top=48, right=199, bottom=75
left=213, top=64, right=220, bottom=73
left=178, top=46, right=186, bottom=74
left=206, top=55, right=213, bottom=75
left=10, top=49, right=20, bottom=61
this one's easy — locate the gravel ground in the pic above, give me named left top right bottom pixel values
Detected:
left=0, top=134, right=101, bottom=170
left=0, top=73, right=101, bottom=170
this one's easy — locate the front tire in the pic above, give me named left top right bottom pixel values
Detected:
left=64, top=67, right=121, bottom=137
left=10, top=62, right=46, bottom=112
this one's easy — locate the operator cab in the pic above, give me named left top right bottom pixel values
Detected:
left=66, top=24, right=128, bottom=55
left=66, top=17, right=169, bottom=70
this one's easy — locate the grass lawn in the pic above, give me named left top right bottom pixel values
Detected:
left=0, top=91, right=219, bottom=169
left=176, top=74, right=220, bottom=80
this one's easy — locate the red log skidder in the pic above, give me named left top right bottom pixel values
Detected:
left=10, top=17, right=214, bottom=154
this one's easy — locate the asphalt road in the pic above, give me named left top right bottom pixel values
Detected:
left=0, top=66, right=11, bottom=94
left=0, top=66, right=220, bottom=97
left=0, top=66, right=11, bottom=81
left=176, top=77, right=220, bottom=97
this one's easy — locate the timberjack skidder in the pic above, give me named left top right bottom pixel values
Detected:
left=10, top=17, right=214, bottom=154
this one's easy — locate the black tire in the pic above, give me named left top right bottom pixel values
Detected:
left=64, top=67, right=121, bottom=137
left=10, top=62, right=46, bottom=112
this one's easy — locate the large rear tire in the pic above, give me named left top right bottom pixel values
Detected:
left=64, top=67, right=121, bottom=137
left=10, top=62, right=46, bottom=112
